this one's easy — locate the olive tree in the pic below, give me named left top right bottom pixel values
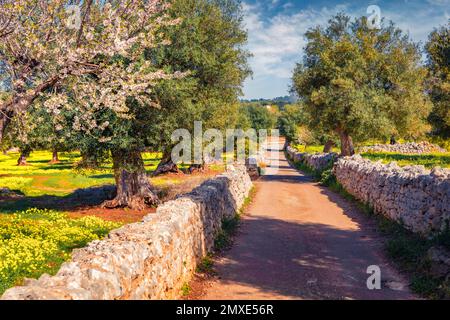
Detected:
left=292, top=14, right=432, bottom=155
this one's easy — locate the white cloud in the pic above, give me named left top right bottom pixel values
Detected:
left=242, top=2, right=351, bottom=98
left=242, top=1, right=449, bottom=99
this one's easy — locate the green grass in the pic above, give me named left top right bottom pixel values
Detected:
left=361, top=152, right=450, bottom=169
left=292, top=144, right=340, bottom=153
left=0, top=151, right=164, bottom=197
left=214, top=215, right=241, bottom=251
left=196, top=255, right=215, bottom=275
left=0, top=151, right=226, bottom=202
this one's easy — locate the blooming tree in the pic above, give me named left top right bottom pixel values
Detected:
left=0, top=0, right=185, bottom=209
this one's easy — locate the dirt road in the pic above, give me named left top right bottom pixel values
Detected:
left=200, top=139, right=415, bottom=300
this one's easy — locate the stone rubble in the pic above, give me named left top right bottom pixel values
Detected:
left=359, top=142, right=447, bottom=154
left=1, top=165, right=252, bottom=300
left=0, top=187, right=24, bottom=199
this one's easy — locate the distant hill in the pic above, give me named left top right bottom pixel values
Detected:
left=240, top=95, right=297, bottom=107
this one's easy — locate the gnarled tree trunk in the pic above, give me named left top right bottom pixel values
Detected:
left=337, top=130, right=355, bottom=156
left=17, top=149, right=30, bottom=166
left=390, top=136, right=397, bottom=145
left=152, top=150, right=181, bottom=176
left=323, top=140, right=335, bottom=153
left=102, top=149, right=159, bottom=210
left=188, top=163, right=207, bottom=174
left=49, top=150, right=60, bottom=164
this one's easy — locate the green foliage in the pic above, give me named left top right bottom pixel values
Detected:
left=214, top=215, right=240, bottom=251
left=241, top=96, right=296, bottom=109
left=181, top=282, right=191, bottom=296
left=429, top=136, right=450, bottom=152
left=239, top=103, right=276, bottom=131
left=196, top=255, right=215, bottom=274
left=425, top=22, right=450, bottom=138
left=0, top=208, right=121, bottom=294
left=292, top=144, right=341, bottom=153
left=0, top=150, right=185, bottom=199
left=148, top=0, right=251, bottom=154
left=277, top=104, right=304, bottom=142
left=292, top=14, right=432, bottom=147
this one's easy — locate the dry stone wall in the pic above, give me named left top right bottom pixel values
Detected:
left=1, top=166, right=252, bottom=300
left=286, top=146, right=337, bottom=172
left=333, top=155, right=450, bottom=235
left=286, top=145, right=449, bottom=236
left=359, top=142, right=446, bottom=154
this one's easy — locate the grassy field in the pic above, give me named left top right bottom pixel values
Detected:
left=361, top=152, right=450, bottom=169
left=0, top=150, right=227, bottom=213
left=292, top=143, right=450, bottom=169
left=0, top=150, right=226, bottom=295
left=0, top=151, right=163, bottom=197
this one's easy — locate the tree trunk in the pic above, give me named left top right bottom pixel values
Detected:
left=102, top=149, right=159, bottom=210
left=390, top=136, right=397, bottom=145
left=17, top=151, right=29, bottom=166
left=49, top=150, right=60, bottom=164
left=188, top=163, right=207, bottom=174
left=338, top=130, right=355, bottom=156
left=323, top=140, right=335, bottom=153
left=152, top=150, right=181, bottom=176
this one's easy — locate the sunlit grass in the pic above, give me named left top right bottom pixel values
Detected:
left=361, top=152, right=450, bottom=169
left=292, top=144, right=340, bottom=153
left=0, top=150, right=163, bottom=197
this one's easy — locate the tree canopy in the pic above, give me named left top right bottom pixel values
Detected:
left=292, top=14, right=432, bottom=155
left=0, top=0, right=250, bottom=209
left=426, top=22, right=450, bottom=138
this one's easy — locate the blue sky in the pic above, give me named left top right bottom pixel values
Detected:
left=241, top=0, right=450, bottom=99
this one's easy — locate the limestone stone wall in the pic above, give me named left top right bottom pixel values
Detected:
left=1, top=166, right=252, bottom=300
left=333, top=155, right=450, bottom=235
left=286, top=146, right=337, bottom=172
left=359, top=142, right=446, bottom=154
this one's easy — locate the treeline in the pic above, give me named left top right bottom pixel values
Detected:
left=279, top=14, right=449, bottom=155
